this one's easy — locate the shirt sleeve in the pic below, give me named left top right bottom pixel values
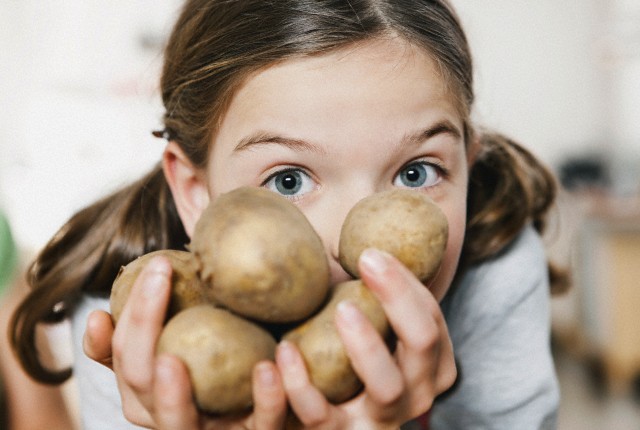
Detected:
left=429, top=226, right=560, bottom=430
left=71, top=294, right=147, bottom=430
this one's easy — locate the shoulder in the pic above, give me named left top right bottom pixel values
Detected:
left=441, top=225, right=553, bottom=352
left=432, top=225, right=559, bottom=429
left=442, top=225, right=549, bottom=326
left=441, top=224, right=554, bottom=367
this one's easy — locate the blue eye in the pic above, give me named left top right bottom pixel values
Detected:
left=394, top=162, right=441, bottom=188
left=264, top=168, right=315, bottom=198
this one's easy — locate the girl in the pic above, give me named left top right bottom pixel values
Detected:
left=10, top=0, right=560, bottom=428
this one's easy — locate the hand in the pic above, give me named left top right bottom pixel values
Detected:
left=84, top=249, right=456, bottom=429
left=84, top=256, right=288, bottom=429
left=275, top=248, right=457, bottom=428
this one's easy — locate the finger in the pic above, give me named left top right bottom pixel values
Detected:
left=358, top=248, right=447, bottom=349
left=83, top=310, right=115, bottom=369
left=396, top=339, right=457, bottom=403
left=112, top=256, right=172, bottom=403
left=359, top=248, right=457, bottom=408
left=433, top=336, right=457, bottom=394
left=152, top=354, right=200, bottom=429
left=84, top=311, right=157, bottom=427
left=276, top=341, right=331, bottom=426
left=119, top=386, right=155, bottom=428
left=252, top=361, right=287, bottom=430
left=334, top=301, right=403, bottom=407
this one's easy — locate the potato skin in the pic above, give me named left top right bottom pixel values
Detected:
left=109, top=249, right=207, bottom=324
left=190, top=187, right=330, bottom=323
left=339, top=189, right=448, bottom=282
left=283, top=280, right=389, bottom=403
left=157, top=305, right=277, bottom=414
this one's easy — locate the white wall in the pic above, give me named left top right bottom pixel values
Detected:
left=0, top=1, right=181, bottom=251
left=451, top=0, right=640, bottom=196
left=1, top=1, right=638, bottom=252
left=451, top=0, right=610, bottom=164
left=607, top=0, right=640, bottom=146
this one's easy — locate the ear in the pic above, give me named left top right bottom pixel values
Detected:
left=162, top=141, right=210, bottom=237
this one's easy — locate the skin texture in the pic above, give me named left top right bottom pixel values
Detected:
left=85, top=38, right=466, bottom=429
left=203, top=39, right=468, bottom=302
left=283, top=190, right=448, bottom=405
left=109, top=186, right=446, bottom=415
left=190, top=187, right=330, bottom=323
left=109, top=250, right=207, bottom=324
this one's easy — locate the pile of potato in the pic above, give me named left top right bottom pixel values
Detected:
left=110, top=187, right=448, bottom=415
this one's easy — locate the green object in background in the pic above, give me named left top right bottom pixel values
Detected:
left=0, top=211, right=18, bottom=293
left=0, top=212, right=14, bottom=430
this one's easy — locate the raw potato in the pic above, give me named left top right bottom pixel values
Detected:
left=111, top=188, right=449, bottom=416
left=110, top=249, right=207, bottom=324
left=283, top=280, right=390, bottom=403
left=339, top=189, right=448, bottom=282
left=157, top=305, right=277, bottom=414
left=191, top=187, right=330, bottom=323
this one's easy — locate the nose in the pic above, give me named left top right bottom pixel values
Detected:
left=307, top=186, right=378, bottom=285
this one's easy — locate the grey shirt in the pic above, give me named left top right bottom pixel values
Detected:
left=424, top=225, right=559, bottom=429
left=71, top=226, right=558, bottom=429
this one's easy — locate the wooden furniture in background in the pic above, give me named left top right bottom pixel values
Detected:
left=575, top=205, right=640, bottom=393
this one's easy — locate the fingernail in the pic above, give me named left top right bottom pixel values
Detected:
left=336, top=300, right=365, bottom=329
left=256, top=362, right=276, bottom=387
left=142, top=258, right=171, bottom=297
left=148, top=256, right=172, bottom=276
left=276, top=341, right=298, bottom=367
left=82, top=312, right=100, bottom=351
left=82, top=330, right=93, bottom=354
left=359, top=248, right=389, bottom=277
left=155, top=355, right=174, bottom=383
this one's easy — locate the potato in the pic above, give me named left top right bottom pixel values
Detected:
left=109, top=249, right=207, bottom=324
left=157, top=305, right=277, bottom=414
left=190, top=187, right=330, bottom=323
left=339, top=189, right=448, bottom=282
left=283, top=280, right=390, bottom=403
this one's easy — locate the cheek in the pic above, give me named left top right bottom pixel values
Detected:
left=428, top=205, right=466, bottom=302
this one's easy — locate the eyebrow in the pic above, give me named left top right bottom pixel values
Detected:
left=233, top=119, right=462, bottom=154
left=399, top=120, right=463, bottom=150
left=234, top=132, right=327, bottom=154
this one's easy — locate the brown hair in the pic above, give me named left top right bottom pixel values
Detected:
left=463, top=131, right=564, bottom=287
left=10, top=0, right=560, bottom=384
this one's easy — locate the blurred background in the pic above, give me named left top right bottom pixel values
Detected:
left=1, top=1, right=639, bottom=429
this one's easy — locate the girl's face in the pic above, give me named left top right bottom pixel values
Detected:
left=204, top=39, right=469, bottom=301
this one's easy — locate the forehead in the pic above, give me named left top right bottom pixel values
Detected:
left=216, top=37, right=461, bottom=137
left=260, top=37, right=442, bottom=81
left=247, top=38, right=450, bottom=100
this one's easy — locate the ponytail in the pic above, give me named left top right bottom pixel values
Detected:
left=10, top=165, right=189, bottom=384
left=462, top=131, right=568, bottom=293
